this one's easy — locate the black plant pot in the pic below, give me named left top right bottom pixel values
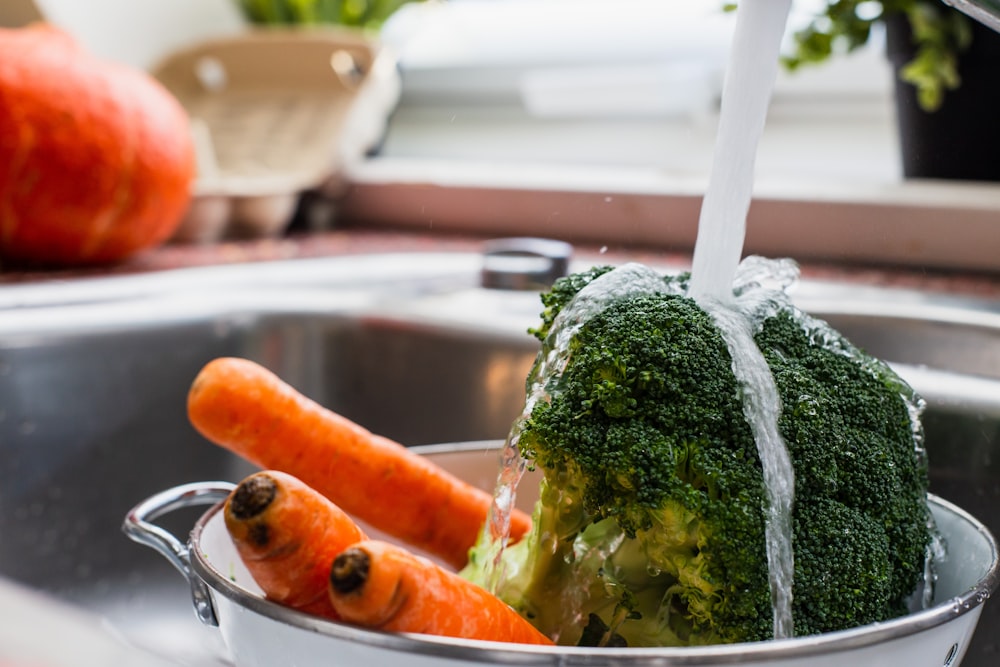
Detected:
left=886, top=12, right=1000, bottom=181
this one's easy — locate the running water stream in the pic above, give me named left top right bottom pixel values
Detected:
left=698, top=292, right=796, bottom=639
left=486, top=0, right=799, bottom=640
left=689, top=0, right=795, bottom=301
left=689, top=0, right=795, bottom=639
left=687, top=0, right=797, bottom=639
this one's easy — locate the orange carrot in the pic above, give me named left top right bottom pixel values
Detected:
left=327, top=539, right=553, bottom=645
left=188, top=357, right=532, bottom=570
left=224, top=470, right=367, bottom=620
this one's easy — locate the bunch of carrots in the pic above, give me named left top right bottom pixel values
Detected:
left=188, top=357, right=551, bottom=646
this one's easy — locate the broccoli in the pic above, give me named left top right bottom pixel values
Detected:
left=462, top=260, right=933, bottom=647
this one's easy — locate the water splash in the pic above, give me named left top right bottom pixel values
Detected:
left=686, top=0, right=797, bottom=633
left=733, top=255, right=801, bottom=295
left=482, top=264, right=675, bottom=591
left=923, top=529, right=948, bottom=609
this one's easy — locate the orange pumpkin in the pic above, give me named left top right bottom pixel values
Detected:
left=0, top=24, right=196, bottom=266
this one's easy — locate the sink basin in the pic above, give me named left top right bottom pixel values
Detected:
left=1, top=252, right=999, bottom=666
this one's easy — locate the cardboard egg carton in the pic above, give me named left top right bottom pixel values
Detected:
left=152, top=28, right=401, bottom=242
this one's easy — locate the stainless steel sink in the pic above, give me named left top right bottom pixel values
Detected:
left=1, top=252, right=999, bottom=666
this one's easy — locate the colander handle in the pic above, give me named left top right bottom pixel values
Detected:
left=122, top=481, right=236, bottom=627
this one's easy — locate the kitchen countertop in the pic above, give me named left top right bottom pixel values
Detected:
left=0, top=228, right=998, bottom=301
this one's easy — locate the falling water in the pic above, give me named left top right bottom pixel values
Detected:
left=699, top=285, right=796, bottom=640
left=688, top=0, right=795, bottom=301
left=687, top=0, right=798, bottom=639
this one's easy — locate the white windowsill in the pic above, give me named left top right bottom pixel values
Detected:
left=341, top=76, right=1000, bottom=273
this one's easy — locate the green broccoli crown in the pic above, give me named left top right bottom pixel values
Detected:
left=482, top=264, right=931, bottom=647
left=756, top=310, right=931, bottom=631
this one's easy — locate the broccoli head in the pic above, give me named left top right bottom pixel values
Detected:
left=462, top=260, right=932, bottom=647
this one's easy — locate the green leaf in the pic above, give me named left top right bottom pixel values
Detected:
left=760, top=0, right=974, bottom=111
left=899, top=2, right=969, bottom=111
left=237, top=0, right=422, bottom=28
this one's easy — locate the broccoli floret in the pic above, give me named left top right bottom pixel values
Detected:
left=463, top=261, right=932, bottom=647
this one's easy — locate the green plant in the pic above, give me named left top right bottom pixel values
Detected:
left=462, top=263, right=933, bottom=646
left=237, top=0, right=422, bottom=30
left=783, top=0, right=974, bottom=111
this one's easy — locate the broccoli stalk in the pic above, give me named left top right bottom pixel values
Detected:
left=462, top=259, right=933, bottom=646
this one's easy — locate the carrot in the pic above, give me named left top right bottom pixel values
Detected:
left=188, top=357, right=532, bottom=570
left=224, top=470, right=366, bottom=620
left=327, top=539, right=553, bottom=645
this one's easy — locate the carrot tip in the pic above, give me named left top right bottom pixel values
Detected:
left=330, top=547, right=370, bottom=595
left=229, top=474, right=277, bottom=521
